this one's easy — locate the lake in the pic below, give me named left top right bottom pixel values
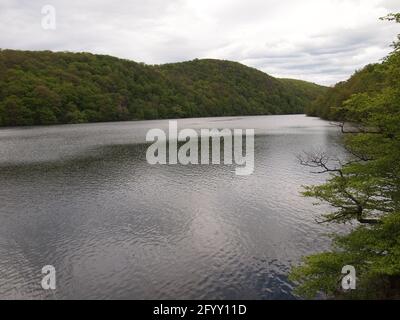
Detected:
left=0, top=114, right=347, bottom=299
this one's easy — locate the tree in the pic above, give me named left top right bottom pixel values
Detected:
left=290, top=213, right=400, bottom=299
left=0, top=95, right=33, bottom=126
left=290, top=14, right=400, bottom=299
left=381, top=13, right=400, bottom=51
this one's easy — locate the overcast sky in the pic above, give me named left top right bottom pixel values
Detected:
left=1, top=0, right=399, bottom=85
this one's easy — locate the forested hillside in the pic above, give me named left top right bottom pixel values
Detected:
left=279, top=78, right=327, bottom=112
left=306, top=49, right=398, bottom=120
left=0, top=50, right=325, bottom=126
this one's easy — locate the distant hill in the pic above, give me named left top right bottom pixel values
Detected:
left=306, top=51, right=399, bottom=120
left=0, top=50, right=326, bottom=126
left=278, top=78, right=328, bottom=111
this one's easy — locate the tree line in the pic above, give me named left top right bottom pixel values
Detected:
left=0, top=51, right=326, bottom=127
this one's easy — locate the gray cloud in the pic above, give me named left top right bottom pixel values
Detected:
left=0, top=0, right=399, bottom=85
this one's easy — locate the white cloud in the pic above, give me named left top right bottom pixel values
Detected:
left=0, top=0, right=399, bottom=85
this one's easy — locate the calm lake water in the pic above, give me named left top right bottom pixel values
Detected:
left=0, top=115, right=347, bottom=299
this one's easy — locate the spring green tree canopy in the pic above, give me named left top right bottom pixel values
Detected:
left=0, top=52, right=326, bottom=127
left=291, top=14, right=400, bottom=299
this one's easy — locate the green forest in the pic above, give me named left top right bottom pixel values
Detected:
left=1, top=7, right=399, bottom=300
left=291, top=14, right=400, bottom=299
left=0, top=51, right=325, bottom=127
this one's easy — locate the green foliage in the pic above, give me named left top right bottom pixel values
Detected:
left=308, top=13, right=400, bottom=120
left=0, top=51, right=325, bottom=126
left=0, top=95, right=33, bottom=126
left=302, top=53, right=400, bottom=225
left=306, top=62, right=389, bottom=119
left=279, top=78, right=327, bottom=110
left=292, top=14, right=400, bottom=299
left=381, top=13, right=400, bottom=51
left=290, top=213, right=400, bottom=299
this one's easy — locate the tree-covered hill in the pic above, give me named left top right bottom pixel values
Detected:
left=0, top=50, right=326, bottom=126
left=306, top=52, right=398, bottom=120
left=157, top=59, right=327, bottom=117
left=279, top=78, right=328, bottom=112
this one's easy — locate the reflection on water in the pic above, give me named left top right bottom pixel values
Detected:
left=0, top=115, right=347, bottom=299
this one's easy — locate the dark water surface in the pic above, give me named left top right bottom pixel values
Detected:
left=0, top=115, right=347, bottom=299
